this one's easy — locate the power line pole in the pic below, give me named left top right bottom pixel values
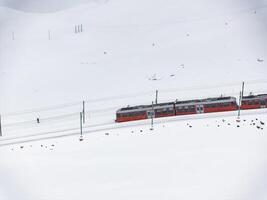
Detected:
left=241, top=81, right=245, bottom=99
left=79, top=112, right=83, bottom=141
left=155, top=90, right=158, bottom=104
left=0, top=115, right=2, bottom=137
left=238, top=91, right=242, bottom=119
left=237, top=81, right=245, bottom=119
left=12, top=31, right=15, bottom=40
left=150, top=101, right=154, bottom=130
left=82, top=100, right=85, bottom=124
left=48, top=30, right=51, bottom=40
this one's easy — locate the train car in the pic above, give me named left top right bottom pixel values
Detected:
left=201, top=96, right=238, bottom=113
left=241, top=94, right=267, bottom=110
left=175, top=96, right=238, bottom=116
left=115, top=105, right=149, bottom=122
left=115, top=102, right=175, bottom=123
left=116, top=96, right=238, bottom=123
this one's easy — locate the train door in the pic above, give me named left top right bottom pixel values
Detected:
left=196, top=105, right=204, bottom=114
left=147, top=110, right=155, bottom=118
left=260, top=100, right=266, bottom=108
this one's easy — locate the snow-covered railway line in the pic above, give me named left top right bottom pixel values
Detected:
left=0, top=109, right=266, bottom=147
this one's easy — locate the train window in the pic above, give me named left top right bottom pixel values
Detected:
left=156, top=107, right=173, bottom=114
left=248, top=101, right=253, bottom=105
left=209, top=104, right=216, bottom=108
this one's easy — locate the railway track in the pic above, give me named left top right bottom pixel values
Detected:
left=0, top=109, right=266, bottom=147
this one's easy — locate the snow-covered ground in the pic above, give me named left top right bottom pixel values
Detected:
left=0, top=113, right=266, bottom=200
left=0, top=0, right=267, bottom=199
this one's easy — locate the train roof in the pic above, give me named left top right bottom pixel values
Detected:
left=175, top=96, right=235, bottom=106
left=117, top=96, right=236, bottom=114
left=242, top=94, right=267, bottom=100
left=119, top=102, right=174, bottom=112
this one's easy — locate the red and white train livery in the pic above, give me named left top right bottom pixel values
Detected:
left=115, top=94, right=267, bottom=123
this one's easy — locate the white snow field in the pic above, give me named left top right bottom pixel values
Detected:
left=0, top=0, right=267, bottom=199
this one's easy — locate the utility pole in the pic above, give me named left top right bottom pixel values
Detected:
left=81, top=24, right=83, bottom=32
left=79, top=112, right=83, bottom=141
left=237, top=91, right=242, bottom=119
left=82, top=100, right=85, bottom=124
left=155, top=90, right=158, bottom=104
left=150, top=101, right=154, bottom=130
left=241, top=81, right=245, bottom=99
left=12, top=31, right=15, bottom=40
left=48, top=30, right=51, bottom=40
left=237, top=81, right=245, bottom=119
left=0, top=115, right=2, bottom=137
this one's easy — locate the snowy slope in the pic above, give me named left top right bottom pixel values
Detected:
left=0, top=0, right=101, bottom=13
left=1, top=0, right=267, bottom=113
left=0, top=0, right=267, bottom=199
left=0, top=114, right=267, bottom=200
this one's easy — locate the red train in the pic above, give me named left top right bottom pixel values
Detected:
left=241, top=94, right=267, bottom=110
left=115, top=94, right=267, bottom=123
